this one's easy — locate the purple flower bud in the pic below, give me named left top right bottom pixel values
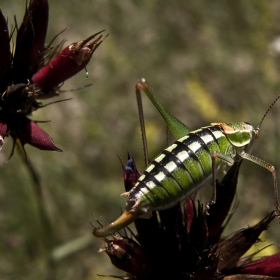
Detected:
left=120, top=154, right=141, bottom=192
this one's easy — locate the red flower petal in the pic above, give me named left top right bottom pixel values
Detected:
left=236, top=252, right=280, bottom=277
left=184, top=198, right=195, bottom=231
left=13, top=0, right=49, bottom=82
left=29, top=0, right=49, bottom=60
left=18, top=120, right=62, bottom=152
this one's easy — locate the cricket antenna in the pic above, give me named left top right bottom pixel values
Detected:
left=257, top=95, right=280, bottom=132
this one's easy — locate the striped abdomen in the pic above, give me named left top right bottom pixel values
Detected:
left=127, top=125, right=235, bottom=214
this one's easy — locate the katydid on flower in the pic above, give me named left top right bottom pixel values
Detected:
left=93, top=78, right=280, bottom=237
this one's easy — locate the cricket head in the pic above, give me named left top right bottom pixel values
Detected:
left=212, top=122, right=256, bottom=151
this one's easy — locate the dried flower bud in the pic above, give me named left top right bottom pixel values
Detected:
left=217, top=211, right=275, bottom=272
left=194, top=248, right=219, bottom=280
left=103, top=237, right=153, bottom=278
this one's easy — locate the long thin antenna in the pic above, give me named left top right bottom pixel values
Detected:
left=257, top=95, right=280, bottom=131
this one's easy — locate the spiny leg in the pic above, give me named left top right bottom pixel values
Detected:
left=240, top=151, right=280, bottom=216
left=135, top=81, right=149, bottom=168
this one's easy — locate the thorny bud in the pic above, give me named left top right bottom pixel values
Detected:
left=32, top=32, right=106, bottom=91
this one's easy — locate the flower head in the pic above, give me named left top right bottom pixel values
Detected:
left=0, top=0, right=106, bottom=154
left=96, top=157, right=280, bottom=279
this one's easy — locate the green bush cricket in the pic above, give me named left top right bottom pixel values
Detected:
left=93, top=79, right=280, bottom=237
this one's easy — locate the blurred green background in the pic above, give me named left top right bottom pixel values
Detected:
left=1, top=0, right=280, bottom=279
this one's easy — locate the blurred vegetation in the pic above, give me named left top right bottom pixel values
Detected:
left=1, top=0, right=280, bottom=279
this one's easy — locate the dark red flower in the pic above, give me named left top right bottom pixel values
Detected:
left=0, top=0, right=106, bottom=155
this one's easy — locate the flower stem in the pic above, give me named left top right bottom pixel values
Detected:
left=22, top=156, right=57, bottom=279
